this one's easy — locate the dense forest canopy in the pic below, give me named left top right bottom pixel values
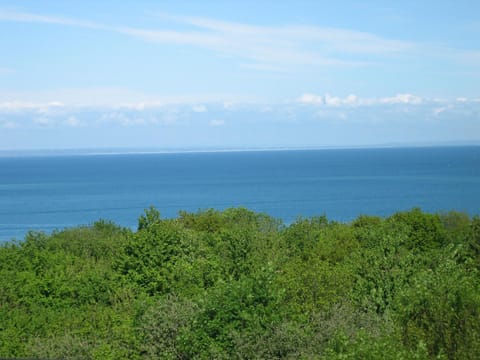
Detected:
left=1, top=207, right=479, bottom=359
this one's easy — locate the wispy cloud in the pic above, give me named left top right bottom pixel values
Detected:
left=0, top=8, right=416, bottom=71
left=118, top=14, right=402, bottom=68
left=0, top=9, right=107, bottom=29
left=167, top=13, right=414, bottom=54
left=0, top=6, right=478, bottom=80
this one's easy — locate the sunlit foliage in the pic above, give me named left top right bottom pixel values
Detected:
left=1, top=208, right=479, bottom=359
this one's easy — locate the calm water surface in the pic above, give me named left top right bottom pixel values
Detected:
left=1, top=147, right=479, bottom=240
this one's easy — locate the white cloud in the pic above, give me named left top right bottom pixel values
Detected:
left=344, top=94, right=359, bottom=105
left=298, top=93, right=424, bottom=107
left=298, top=93, right=324, bottom=105
left=0, top=89, right=477, bottom=132
left=209, top=119, right=225, bottom=127
left=324, top=94, right=342, bottom=106
left=380, top=93, right=422, bottom=105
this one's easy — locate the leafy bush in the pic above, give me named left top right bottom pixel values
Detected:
left=1, top=207, right=479, bottom=359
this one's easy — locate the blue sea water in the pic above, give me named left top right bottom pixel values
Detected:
left=1, top=146, right=479, bottom=241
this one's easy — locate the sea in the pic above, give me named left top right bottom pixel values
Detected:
left=1, top=146, right=479, bottom=241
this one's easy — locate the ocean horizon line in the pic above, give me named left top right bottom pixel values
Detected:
left=1, top=142, right=480, bottom=158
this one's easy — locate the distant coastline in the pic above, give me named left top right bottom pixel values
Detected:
left=1, top=141, right=480, bottom=158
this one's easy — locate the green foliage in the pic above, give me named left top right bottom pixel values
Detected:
left=182, top=265, right=283, bottom=358
left=389, top=208, right=446, bottom=250
left=280, top=256, right=353, bottom=317
left=1, top=207, right=479, bottom=359
left=217, top=226, right=256, bottom=280
left=395, top=258, right=480, bottom=359
left=138, top=295, right=199, bottom=359
left=138, top=206, right=161, bottom=231
left=279, top=223, right=357, bottom=317
left=352, top=214, right=383, bottom=229
left=116, top=218, right=195, bottom=295
left=440, top=211, right=471, bottom=245
left=349, top=232, right=415, bottom=314
left=178, top=208, right=227, bottom=233
left=469, top=216, right=480, bottom=266
left=282, top=215, right=329, bottom=257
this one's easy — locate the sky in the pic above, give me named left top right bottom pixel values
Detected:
left=0, top=0, right=479, bottom=151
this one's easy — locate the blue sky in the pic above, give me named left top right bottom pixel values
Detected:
left=0, top=0, right=479, bottom=150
